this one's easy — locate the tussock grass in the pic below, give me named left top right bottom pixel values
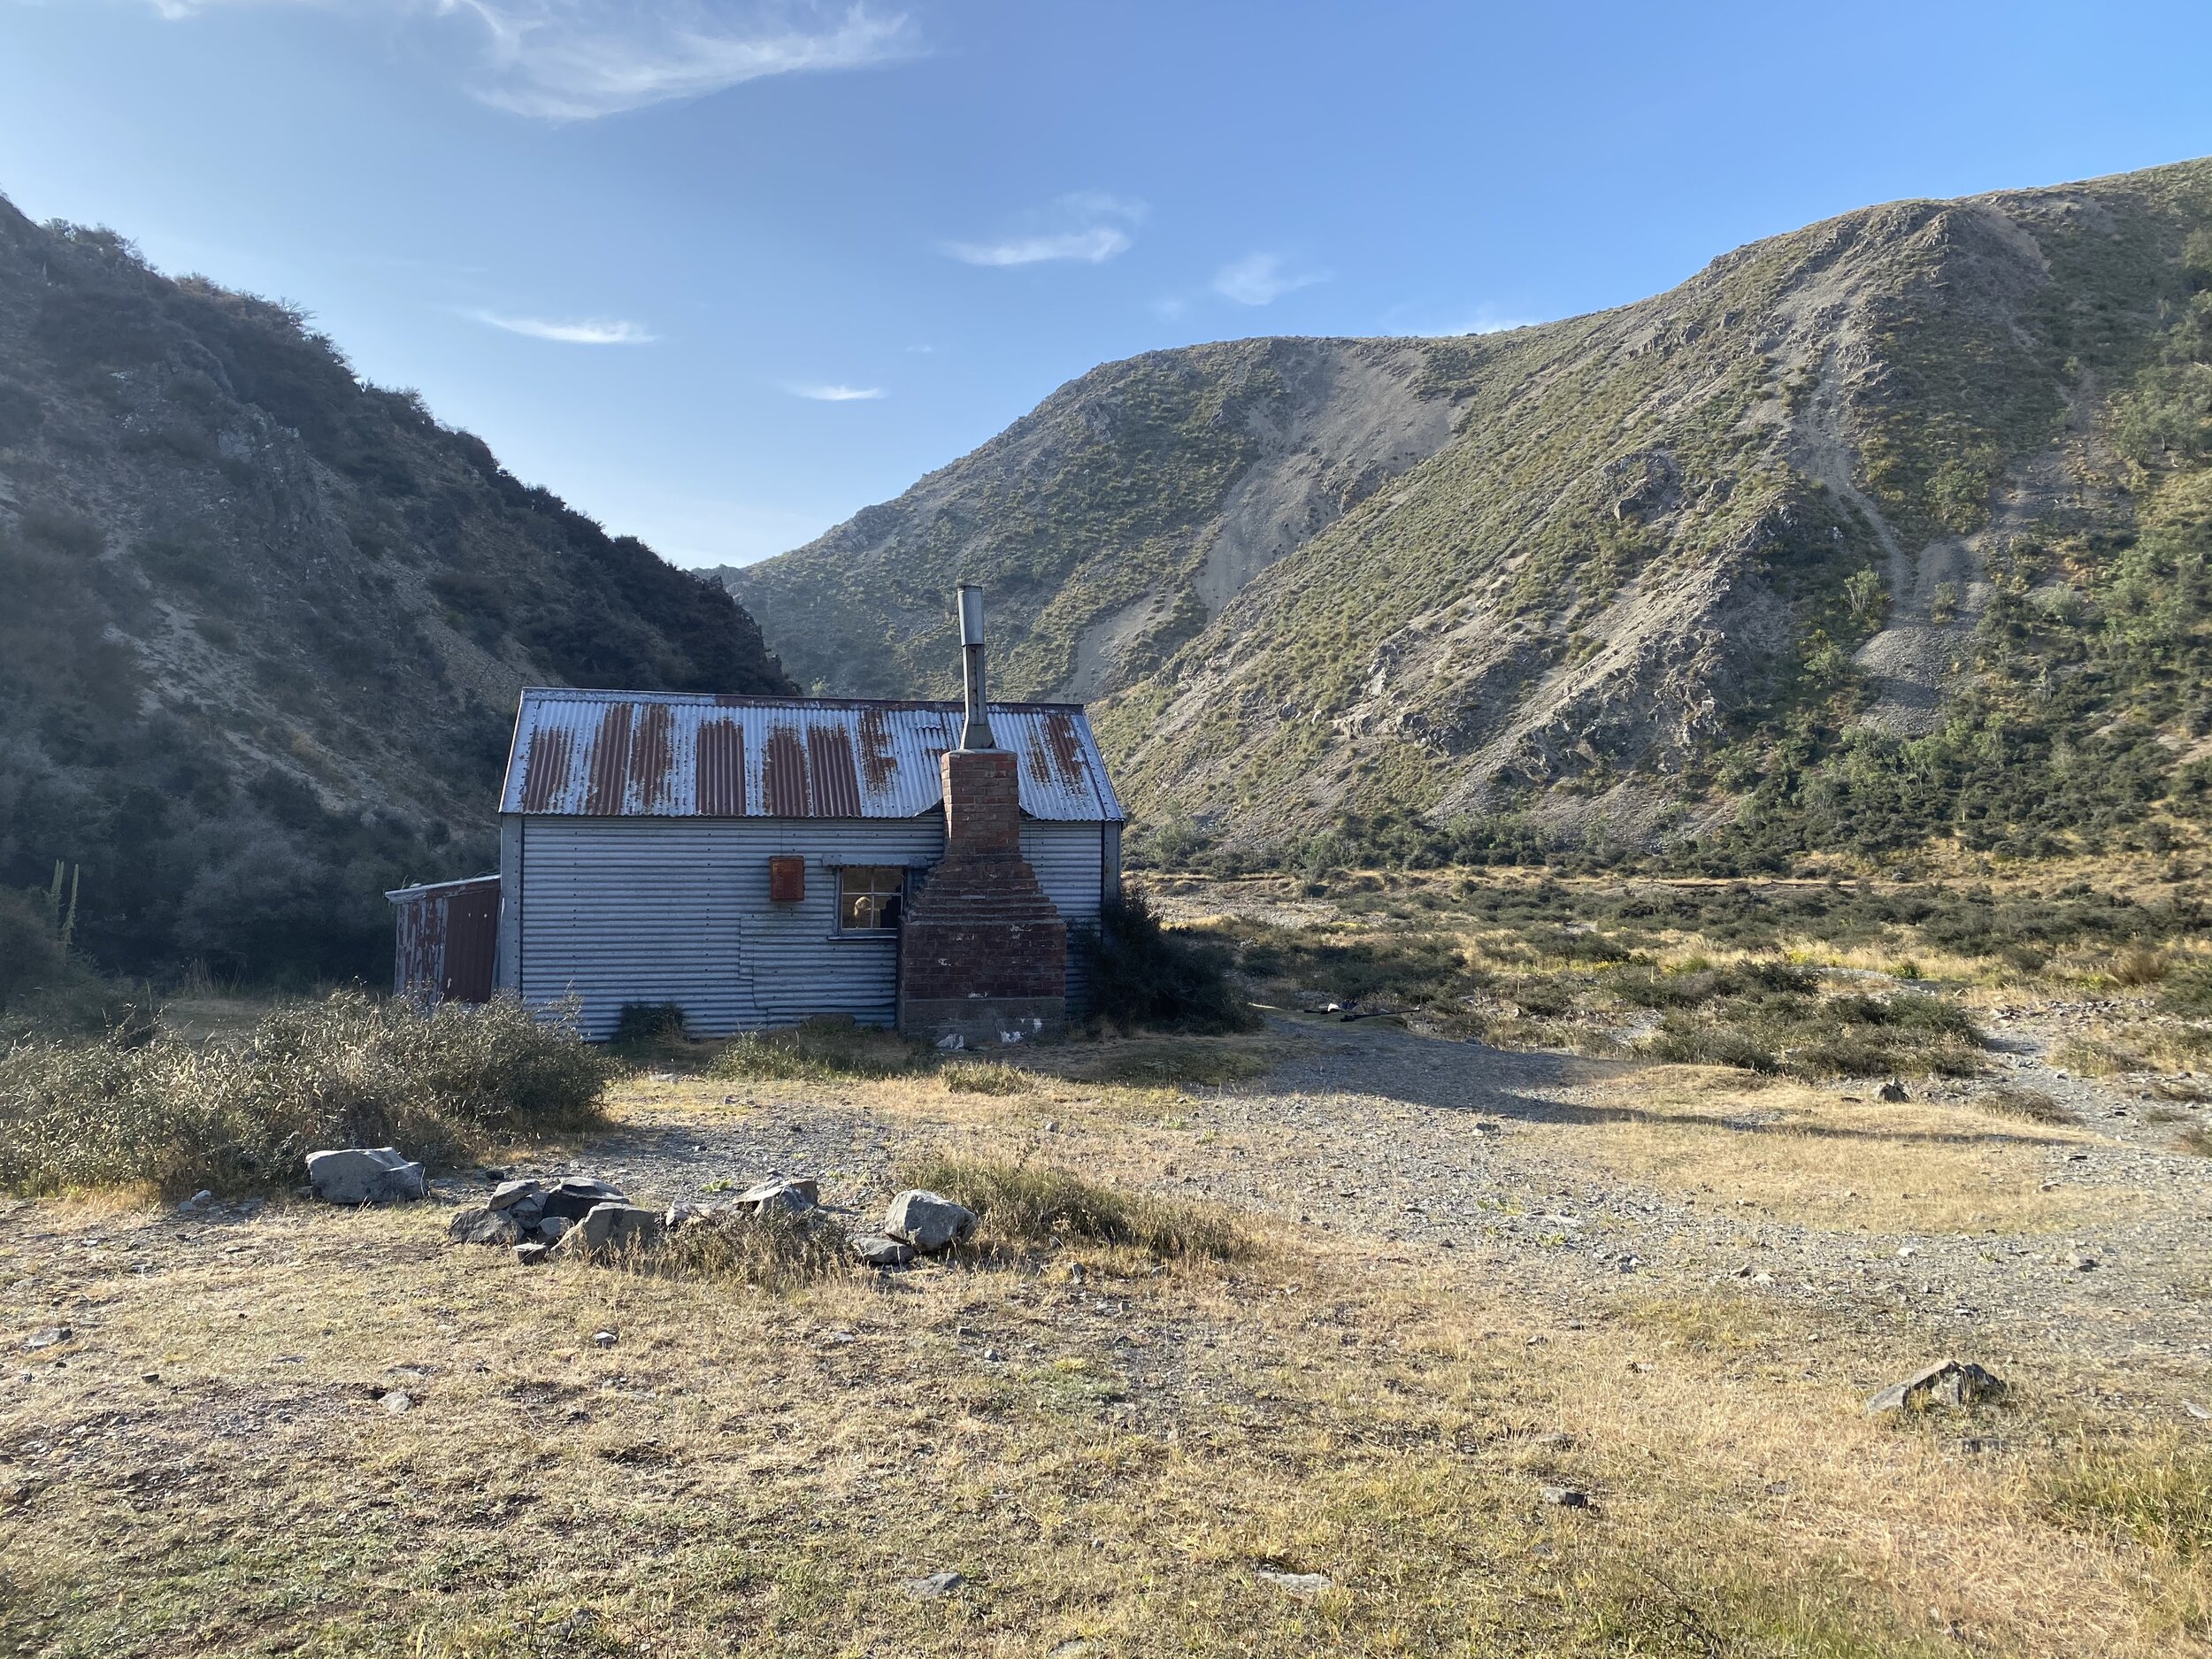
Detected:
left=938, top=1060, right=1032, bottom=1095
left=708, top=1015, right=930, bottom=1083
left=642, top=1206, right=853, bottom=1291
left=0, top=991, right=607, bottom=1198
left=896, top=1152, right=1248, bottom=1261
left=1645, top=988, right=1984, bottom=1079
left=2111, top=946, right=2175, bottom=987
left=2039, top=1433, right=2212, bottom=1559
left=2181, top=1125, right=2212, bottom=1158
left=1977, top=1086, right=2077, bottom=1125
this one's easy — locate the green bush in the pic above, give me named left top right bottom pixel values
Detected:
left=1079, top=890, right=1257, bottom=1033
left=0, top=991, right=608, bottom=1198
left=611, top=1001, right=687, bottom=1045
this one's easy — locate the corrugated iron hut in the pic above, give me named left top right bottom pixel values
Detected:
left=390, top=590, right=1125, bottom=1041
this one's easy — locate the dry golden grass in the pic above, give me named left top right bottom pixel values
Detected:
left=1559, top=1066, right=2122, bottom=1234
left=0, top=1182, right=2200, bottom=1658
left=4, top=1054, right=2207, bottom=1658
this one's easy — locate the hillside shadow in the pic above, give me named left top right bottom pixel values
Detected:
left=1278, top=1020, right=2069, bottom=1151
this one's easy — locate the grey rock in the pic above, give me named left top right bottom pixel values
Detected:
left=537, top=1177, right=629, bottom=1224
left=1878, top=1081, right=1910, bottom=1102
left=447, top=1208, right=526, bottom=1247
left=538, top=1215, right=572, bottom=1242
left=486, top=1179, right=540, bottom=1211
left=1255, top=1569, right=1332, bottom=1596
left=850, top=1234, right=917, bottom=1267
left=381, top=1390, right=414, bottom=1414
left=1865, top=1359, right=2004, bottom=1416
left=903, top=1571, right=964, bottom=1599
left=554, top=1203, right=665, bottom=1258
left=306, top=1147, right=427, bottom=1205
left=740, top=1178, right=819, bottom=1217
left=23, top=1326, right=70, bottom=1351
left=513, top=1242, right=550, bottom=1267
left=592, top=1330, right=618, bottom=1349
left=1540, top=1486, right=1592, bottom=1508
left=886, top=1190, right=977, bottom=1253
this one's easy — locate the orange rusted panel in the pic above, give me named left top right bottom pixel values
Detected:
left=695, top=718, right=746, bottom=816
left=499, top=690, right=1123, bottom=823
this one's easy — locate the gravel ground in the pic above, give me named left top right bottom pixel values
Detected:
left=457, top=1005, right=2212, bottom=1399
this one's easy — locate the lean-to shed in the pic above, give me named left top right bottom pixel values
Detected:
left=489, top=688, right=1125, bottom=1039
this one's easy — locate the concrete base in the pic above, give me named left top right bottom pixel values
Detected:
left=902, top=995, right=1066, bottom=1050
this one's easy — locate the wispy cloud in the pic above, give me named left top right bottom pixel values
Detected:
left=144, top=2, right=919, bottom=120
left=944, top=192, right=1146, bottom=268
left=470, top=309, right=657, bottom=343
left=787, top=382, right=885, bottom=401
left=1212, top=251, right=1327, bottom=306
left=947, top=227, right=1130, bottom=267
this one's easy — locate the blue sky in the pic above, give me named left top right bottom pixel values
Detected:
left=4, top=2, right=2210, bottom=567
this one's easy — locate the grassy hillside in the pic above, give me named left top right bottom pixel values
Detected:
left=718, top=336, right=1456, bottom=701
left=731, top=158, right=2212, bottom=873
left=0, top=198, right=791, bottom=982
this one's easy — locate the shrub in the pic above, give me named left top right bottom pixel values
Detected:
left=896, top=1152, right=1246, bottom=1261
left=709, top=1015, right=927, bottom=1083
left=1079, top=889, right=1257, bottom=1033
left=611, top=1002, right=687, bottom=1045
left=0, top=991, right=608, bottom=1198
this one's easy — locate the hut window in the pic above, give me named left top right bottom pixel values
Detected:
left=836, top=865, right=906, bottom=933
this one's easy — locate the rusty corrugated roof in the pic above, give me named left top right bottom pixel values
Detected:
left=498, top=690, right=1125, bottom=822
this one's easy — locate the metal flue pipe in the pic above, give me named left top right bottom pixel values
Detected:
left=956, top=582, right=995, bottom=751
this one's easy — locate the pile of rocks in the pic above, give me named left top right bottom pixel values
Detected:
left=435, top=1170, right=980, bottom=1271
left=445, top=1176, right=646, bottom=1260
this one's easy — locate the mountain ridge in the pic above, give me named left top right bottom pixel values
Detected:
left=0, top=196, right=792, bottom=977
left=726, top=157, right=2212, bottom=869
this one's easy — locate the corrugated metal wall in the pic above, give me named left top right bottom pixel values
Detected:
left=1020, top=821, right=1104, bottom=1012
left=389, top=876, right=500, bottom=1006
left=514, top=817, right=1106, bottom=1039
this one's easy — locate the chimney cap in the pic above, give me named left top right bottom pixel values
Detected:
left=956, top=583, right=986, bottom=648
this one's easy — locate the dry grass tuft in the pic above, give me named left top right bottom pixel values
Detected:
left=640, top=1205, right=855, bottom=1291
left=707, top=1015, right=929, bottom=1083
left=2111, top=946, right=2176, bottom=987
left=2180, top=1125, right=2212, bottom=1158
left=2038, top=1432, right=2212, bottom=1559
left=1977, top=1086, right=2077, bottom=1125
left=938, top=1059, right=1033, bottom=1095
left=897, top=1151, right=1248, bottom=1261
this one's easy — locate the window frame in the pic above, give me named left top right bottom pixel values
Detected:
left=829, top=862, right=911, bottom=938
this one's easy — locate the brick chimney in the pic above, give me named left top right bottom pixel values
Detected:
left=897, top=586, right=1068, bottom=1048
